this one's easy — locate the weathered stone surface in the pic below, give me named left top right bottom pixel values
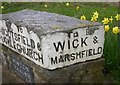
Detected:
left=80, top=71, right=107, bottom=83
left=2, top=66, right=26, bottom=83
left=1, top=45, right=107, bottom=83
left=0, top=9, right=107, bottom=83
left=0, top=9, right=104, bottom=70
left=2, top=9, right=101, bottom=36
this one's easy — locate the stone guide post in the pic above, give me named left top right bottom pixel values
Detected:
left=0, top=9, right=107, bottom=83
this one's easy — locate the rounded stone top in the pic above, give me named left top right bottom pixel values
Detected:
left=2, top=9, right=102, bottom=36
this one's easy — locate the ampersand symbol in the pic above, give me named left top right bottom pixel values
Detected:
left=93, top=36, right=98, bottom=44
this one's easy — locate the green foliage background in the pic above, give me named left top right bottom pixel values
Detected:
left=1, top=2, right=120, bottom=84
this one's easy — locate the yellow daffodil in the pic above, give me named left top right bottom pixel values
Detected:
left=93, top=11, right=99, bottom=18
left=93, top=15, right=98, bottom=19
left=44, top=4, right=48, bottom=8
left=115, top=14, right=120, bottom=21
left=76, top=6, right=79, bottom=10
left=109, top=16, right=113, bottom=23
left=91, top=17, right=97, bottom=22
left=1, top=6, right=4, bottom=9
left=112, top=26, right=119, bottom=34
left=104, top=25, right=110, bottom=32
left=102, top=18, right=109, bottom=25
left=66, top=3, right=70, bottom=6
left=80, top=15, right=86, bottom=20
left=119, top=29, right=120, bottom=33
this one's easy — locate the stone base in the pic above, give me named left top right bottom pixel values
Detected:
left=1, top=45, right=110, bottom=84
